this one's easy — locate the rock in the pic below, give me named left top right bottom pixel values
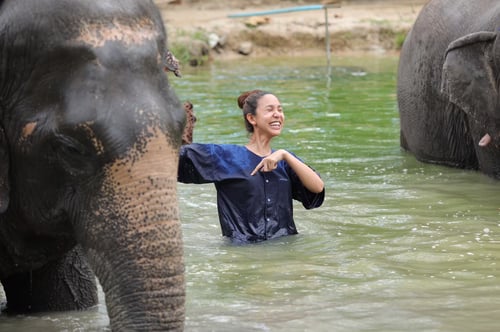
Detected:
left=238, top=41, right=253, bottom=55
left=218, top=34, right=227, bottom=47
left=244, top=16, right=270, bottom=28
left=322, top=0, right=341, bottom=5
left=208, top=33, right=220, bottom=48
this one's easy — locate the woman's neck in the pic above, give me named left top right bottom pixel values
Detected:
left=246, top=135, right=272, bottom=157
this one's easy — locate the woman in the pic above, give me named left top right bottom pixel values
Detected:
left=178, top=90, right=325, bottom=244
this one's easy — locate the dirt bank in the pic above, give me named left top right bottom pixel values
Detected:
left=155, top=0, right=426, bottom=62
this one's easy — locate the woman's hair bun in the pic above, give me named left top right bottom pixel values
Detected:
left=237, top=89, right=264, bottom=109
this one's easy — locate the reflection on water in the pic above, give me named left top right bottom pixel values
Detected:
left=2, top=55, right=500, bottom=332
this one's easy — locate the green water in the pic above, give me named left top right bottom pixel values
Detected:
left=176, top=55, right=500, bottom=332
left=1, top=55, right=499, bottom=331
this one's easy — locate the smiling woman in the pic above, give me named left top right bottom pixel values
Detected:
left=177, top=89, right=325, bottom=244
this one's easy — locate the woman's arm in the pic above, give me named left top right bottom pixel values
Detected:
left=250, top=149, right=324, bottom=193
left=178, top=144, right=215, bottom=184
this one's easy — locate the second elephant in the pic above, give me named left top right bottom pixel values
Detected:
left=398, top=0, right=500, bottom=179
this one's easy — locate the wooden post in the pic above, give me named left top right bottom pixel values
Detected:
left=324, top=6, right=331, bottom=70
left=324, top=6, right=332, bottom=81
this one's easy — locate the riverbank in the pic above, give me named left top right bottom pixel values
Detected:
left=155, top=0, right=426, bottom=64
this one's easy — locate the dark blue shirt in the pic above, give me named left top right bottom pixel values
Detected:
left=178, top=144, right=325, bottom=243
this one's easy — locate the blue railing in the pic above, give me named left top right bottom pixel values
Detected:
left=228, top=5, right=334, bottom=18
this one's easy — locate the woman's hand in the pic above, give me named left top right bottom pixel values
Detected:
left=251, top=149, right=324, bottom=193
left=250, top=150, right=286, bottom=175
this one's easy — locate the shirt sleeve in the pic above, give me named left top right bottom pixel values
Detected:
left=178, top=143, right=216, bottom=184
left=286, top=153, right=325, bottom=209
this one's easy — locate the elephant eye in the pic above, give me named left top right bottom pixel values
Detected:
left=60, top=143, right=87, bottom=156
left=51, top=134, right=96, bottom=177
left=54, top=135, right=89, bottom=157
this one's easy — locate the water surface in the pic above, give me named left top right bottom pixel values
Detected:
left=1, top=54, right=499, bottom=332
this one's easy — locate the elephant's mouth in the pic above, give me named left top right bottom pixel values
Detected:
left=478, top=133, right=500, bottom=148
left=478, top=133, right=491, bottom=147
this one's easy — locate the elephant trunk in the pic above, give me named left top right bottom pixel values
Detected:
left=79, top=129, right=185, bottom=331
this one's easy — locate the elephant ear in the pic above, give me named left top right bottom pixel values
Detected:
left=0, top=126, right=10, bottom=213
left=441, top=31, right=498, bottom=117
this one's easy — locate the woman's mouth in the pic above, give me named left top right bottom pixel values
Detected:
left=270, top=121, right=281, bottom=129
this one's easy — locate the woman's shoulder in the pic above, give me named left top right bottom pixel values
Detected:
left=213, top=144, right=253, bottom=160
left=217, top=143, right=247, bottom=152
left=182, top=143, right=248, bottom=156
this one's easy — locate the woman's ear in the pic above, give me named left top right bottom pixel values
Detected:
left=246, top=113, right=257, bottom=126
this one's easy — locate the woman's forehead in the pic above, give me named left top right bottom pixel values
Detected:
left=258, top=94, right=280, bottom=106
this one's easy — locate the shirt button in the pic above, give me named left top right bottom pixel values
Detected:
left=267, top=198, right=271, bottom=202
left=265, top=179, right=269, bottom=183
left=266, top=218, right=270, bottom=221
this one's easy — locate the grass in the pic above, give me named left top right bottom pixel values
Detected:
left=168, top=29, right=210, bottom=66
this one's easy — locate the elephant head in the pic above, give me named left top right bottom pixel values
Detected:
left=0, top=0, right=186, bottom=330
left=441, top=31, right=500, bottom=177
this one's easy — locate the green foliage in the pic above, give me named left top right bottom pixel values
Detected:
left=169, top=42, right=191, bottom=64
left=395, top=31, right=407, bottom=50
left=169, top=29, right=210, bottom=66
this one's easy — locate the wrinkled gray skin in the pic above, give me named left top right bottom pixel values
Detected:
left=0, top=0, right=186, bottom=330
left=398, top=0, right=500, bottom=179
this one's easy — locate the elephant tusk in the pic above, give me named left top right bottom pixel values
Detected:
left=478, top=133, right=492, bottom=147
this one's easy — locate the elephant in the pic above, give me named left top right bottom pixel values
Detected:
left=0, top=0, right=186, bottom=330
left=397, top=0, right=500, bottom=179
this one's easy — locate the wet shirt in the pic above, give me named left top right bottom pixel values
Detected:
left=178, top=144, right=325, bottom=243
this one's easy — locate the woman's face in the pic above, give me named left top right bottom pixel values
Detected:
left=251, top=94, right=285, bottom=137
